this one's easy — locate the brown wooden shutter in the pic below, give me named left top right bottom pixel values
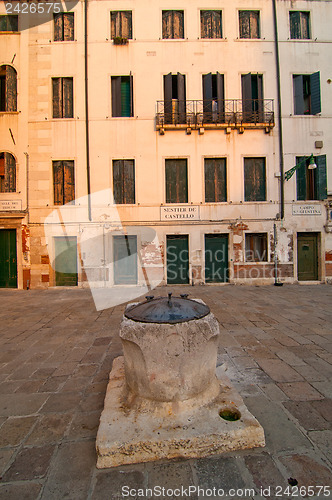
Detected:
left=165, top=160, right=176, bottom=203
left=64, top=13, right=74, bottom=41
left=239, top=11, right=250, bottom=38
left=162, top=11, right=172, bottom=39
left=54, top=13, right=63, bottom=41
left=290, top=11, right=300, bottom=39
left=177, top=73, right=186, bottom=123
left=173, top=11, right=184, bottom=38
left=52, top=78, right=62, bottom=118
left=200, top=11, right=209, bottom=38
left=205, top=159, right=215, bottom=202
left=212, top=11, right=222, bottom=38
left=63, top=78, right=73, bottom=118
left=244, top=158, right=266, bottom=201
left=4, top=152, right=16, bottom=192
left=300, top=12, right=310, bottom=39
left=111, top=12, right=117, bottom=38
left=113, top=160, right=123, bottom=203
left=123, top=160, right=135, bottom=204
left=6, top=66, right=17, bottom=112
left=250, top=11, right=260, bottom=38
left=111, top=76, right=122, bottom=117
left=176, top=159, right=188, bottom=203
left=53, top=161, right=64, bottom=205
left=63, top=161, right=75, bottom=204
left=164, top=73, right=173, bottom=124
left=122, top=11, right=132, bottom=39
left=216, top=72, right=224, bottom=121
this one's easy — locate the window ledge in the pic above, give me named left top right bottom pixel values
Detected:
left=0, top=111, right=19, bottom=115
left=0, top=32, right=20, bottom=35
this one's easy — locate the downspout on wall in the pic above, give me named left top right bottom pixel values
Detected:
left=85, top=0, right=92, bottom=221
left=272, top=0, right=285, bottom=220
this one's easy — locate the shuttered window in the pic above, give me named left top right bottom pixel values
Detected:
left=0, top=65, right=17, bottom=112
left=239, top=11, right=260, bottom=39
left=200, top=10, right=222, bottom=39
left=293, top=73, right=321, bottom=115
left=165, top=159, right=188, bottom=204
left=54, top=13, right=74, bottom=41
left=0, top=152, right=16, bottom=193
left=111, top=76, right=133, bottom=117
left=204, top=158, right=227, bottom=203
left=244, top=158, right=266, bottom=202
left=53, top=161, right=75, bottom=205
left=162, top=11, right=184, bottom=39
left=0, top=15, right=18, bottom=32
left=202, top=73, right=224, bottom=123
left=111, top=11, right=132, bottom=39
left=113, top=160, right=135, bottom=204
left=163, top=73, right=186, bottom=124
left=52, top=77, right=73, bottom=118
left=241, top=73, right=263, bottom=122
left=296, top=155, right=327, bottom=201
left=290, top=11, right=310, bottom=39
left=245, top=234, right=267, bottom=262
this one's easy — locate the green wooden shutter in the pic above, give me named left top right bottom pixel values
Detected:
left=296, top=157, right=307, bottom=201
left=0, top=16, right=7, bottom=31
left=4, top=153, right=16, bottom=193
left=64, top=13, right=74, bottom=41
left=53, top=161, right=64, bottom=205
left=310, top=72, right=321, bottom=115
left=123, top=160, right=135, bottom=204
left=63, top=77, right=73, bottom=118
left=52, top=78, right=62, bottom=118
left=7, top=15, right=18, bottom=32
left=54, top=13, right=63, bottom=41
left=6, top=66, right=17, bottom=112
left=315, top=155, right=327, bottom=201
left=121, top=77, right=130, bottom=117
left=293, top=75, right=304, bottom=115
left=63, top=161, right=75, bottom=204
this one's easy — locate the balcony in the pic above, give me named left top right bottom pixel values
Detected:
left=156, top=99, right=274, bottom=134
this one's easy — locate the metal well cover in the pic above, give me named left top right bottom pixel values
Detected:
left=124, top=295, right=210, bottom=324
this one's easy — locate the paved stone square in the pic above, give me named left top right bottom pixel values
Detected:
left=0, top=284, right=331, bottom=499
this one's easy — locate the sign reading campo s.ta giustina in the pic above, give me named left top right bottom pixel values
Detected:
left=3, top=1, right=79, bottom=30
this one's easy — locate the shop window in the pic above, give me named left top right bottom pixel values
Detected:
left=244, top=157, right=266, bottom=202
left=0, top=153, right=16, bottom=193
left=53, top=160, right=75, bottom=205
left=204, top=158, right=227, bottom=203
left=0, top=15, right=18, bottom=32
left=296, top=155, right=327, bottom=201
left=202, top=73, right=224, bottom=123
left=239, top=11, right=260, bottom=39
left=245, top=233, right=268, bottom=262
left=54, top=13, right=74, bottom=41
left=113, top=159, right=135, bottom=204
left=290, top=11, right=310, bottom=39
left=200, top=10, right=222, bottom=39
left=293, top=73, right=321, bottom=115
left=52, top=77, right=73, bottom=118
left=0, top=65, right=17, bottom=112
left=111, top=11, right=132, bottom=39
left=162, top=10, right=184, bottom=39
left=165, top=159, right=188, bottom=203
left=241, top=73, right=263, bottom=122
left=163, top=73, right=186, bottom=124
left=111, top=75, right=133, bottom=117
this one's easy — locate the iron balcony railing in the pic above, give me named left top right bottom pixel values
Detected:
left=156, top=99, right=274, bottom=129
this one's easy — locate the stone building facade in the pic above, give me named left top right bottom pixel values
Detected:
left=0, top=0, right=331, bottom=290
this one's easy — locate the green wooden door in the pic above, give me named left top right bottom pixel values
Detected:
left=0, top=229, right=17, bottom=288
left=54, top=236, right=78, bottom=286
left=166, top=235, right=189, bottom=284
left=205, top=234, right=228, bottom=283
left=297, top=233, right=319, bottom=281
left=113, top=235, right=137, bottom=284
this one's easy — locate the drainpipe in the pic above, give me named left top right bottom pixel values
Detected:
left=24, top=152, right=29, bottom=224
left=84, top=0, right=92, bottom=221
left=272, top=0, right=284, bottom=220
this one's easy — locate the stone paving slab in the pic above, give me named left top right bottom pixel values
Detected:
left=0, top=285, right=331, bottom=499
